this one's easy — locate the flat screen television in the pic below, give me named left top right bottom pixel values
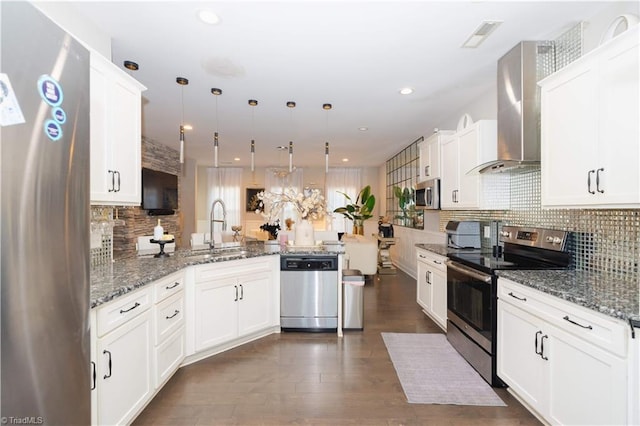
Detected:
left=141, top=168, right=178, bottom=215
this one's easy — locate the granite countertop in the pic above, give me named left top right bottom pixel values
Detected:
left=91, top=243, right=345, bottom=309
left=414, top=243, right=482, bottom=257
left=496, top=269, right=639, bottom=322
left=415, top=243, right=639, bottom=322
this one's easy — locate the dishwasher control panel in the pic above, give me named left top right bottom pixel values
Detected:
left=280, top=256, right=338, bottom=271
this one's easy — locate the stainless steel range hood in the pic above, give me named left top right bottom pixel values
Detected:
left=473, top=41, right=554, bottom=174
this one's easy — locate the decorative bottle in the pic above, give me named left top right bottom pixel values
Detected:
left=153, top=219, right=164, bottom=240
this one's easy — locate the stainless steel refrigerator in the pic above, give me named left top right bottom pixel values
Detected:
left=1, top=2, right=90, bottom=424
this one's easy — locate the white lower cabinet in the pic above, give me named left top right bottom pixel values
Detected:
left=91, top=287, right=153, bottom=426
left=497, top=278, right=628, bottom=425
left=189, top=256, right=279, bottom=355
left=152, top=271, right=185, bottom=388
left=416, top=248, right=447, bottom=330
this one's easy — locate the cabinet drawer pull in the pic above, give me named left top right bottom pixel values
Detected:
left=587, top=169, right=596, bottom=194
left=508, top=292, right=526, bottom=302
left=103, top=350, right=112, bottom=379
left=433, top=260, right=442, bottom=265
left=91, top=361, right=96, bottom=390
left=419, top=254, right=426, bottom=259
left=108, top=170, right=115, bottom=192
left=596, top=168, right=605, bottom=193
left=119, top=302, right=140, bottom=314
left=165, top=282, right=180, bottom=290
left=534, top=331, right=543, bottom=355
left=165, top=309, right=180, bottom=320
left=540, top=335, right=549, bottom=360
left=563, top=315, right=593, bottom=330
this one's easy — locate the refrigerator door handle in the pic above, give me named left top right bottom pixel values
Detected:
left=91, top=361, right=96, bottom=390
left=102, top=350, right=112, bottom=379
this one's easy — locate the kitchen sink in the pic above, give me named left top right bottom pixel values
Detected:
left=184, top=246, right=250, bottom=262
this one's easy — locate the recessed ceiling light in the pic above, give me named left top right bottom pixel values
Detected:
left=183, top=124, right=193, bottom=130
left=234, top=157, right=240, bottom=161
left=461, top=20, right=502, bottom=48
left=198, top=9, right=220, bottom=25
left=399, top=87, right=414, bottom=95
left=358, top=127, right=368, bottom=131
left=342, top=158, right=349, bottom=162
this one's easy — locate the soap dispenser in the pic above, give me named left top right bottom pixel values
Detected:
left=153, top=219, right=164, bottom=240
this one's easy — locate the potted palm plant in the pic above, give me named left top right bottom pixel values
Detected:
left=333, top=185, right=376, bottom=235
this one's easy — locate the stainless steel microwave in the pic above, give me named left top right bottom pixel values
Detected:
left=415, top=178, right=440, bottom=210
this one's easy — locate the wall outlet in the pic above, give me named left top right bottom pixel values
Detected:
left=484, top=225, right=491, bottom=238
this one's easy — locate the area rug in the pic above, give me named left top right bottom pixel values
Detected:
left=381, top=332, right=506, bottom=406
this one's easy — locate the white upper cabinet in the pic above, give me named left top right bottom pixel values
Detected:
left=90, top=53, right=146, bottom=205
left=440, top=119, right=509, bottom=210
left=418, top=130, right=454, bottom=182
left=540, top=26, right=639, bottom=208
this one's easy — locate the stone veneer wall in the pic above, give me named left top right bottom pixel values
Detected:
left=105, top=137, right=182, bottom=259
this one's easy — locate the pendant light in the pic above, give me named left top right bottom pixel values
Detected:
left=248, top=99, right=258, bottom=172
left=286, top=101, right=295, bottom=173
left=323, top=103, right=332, bottom=173
left=211, top=87, right=223, bottom=167
left=176, top=77, right=189, bottom=165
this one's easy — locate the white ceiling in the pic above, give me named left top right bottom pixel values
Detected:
left=70, top=1, right=614, bottom=168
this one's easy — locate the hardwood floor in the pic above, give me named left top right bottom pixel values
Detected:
left=133, top=270, right=540, bottom=426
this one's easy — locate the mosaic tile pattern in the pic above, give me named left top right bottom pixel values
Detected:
left=439, top=170, right=640, bottom=284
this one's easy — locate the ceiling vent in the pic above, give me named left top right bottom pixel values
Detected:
left=462, top=21, right=502, bottom=48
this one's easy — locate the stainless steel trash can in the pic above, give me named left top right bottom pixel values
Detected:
left=342, top=269, right=364, bottom=330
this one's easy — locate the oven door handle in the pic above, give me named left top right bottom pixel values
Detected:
left=445, top=260, right=492, bottom=283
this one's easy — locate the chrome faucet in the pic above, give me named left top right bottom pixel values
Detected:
left=209, top=198, right=227, bottom=249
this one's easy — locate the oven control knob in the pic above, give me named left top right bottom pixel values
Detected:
left=546, top=236, right=554, bottom=243
left=500, top=231, right=511, bottom=238
left=552, top=237, right=563, bottom=245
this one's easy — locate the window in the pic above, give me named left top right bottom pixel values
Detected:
left=325, top=168, right=361, bottom=232
left=385, top=137, right=423, bottom=229
left=206, top=167, right=243, bottom=237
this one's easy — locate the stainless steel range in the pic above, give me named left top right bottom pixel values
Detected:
left=446, top=225, right=572, bottom=387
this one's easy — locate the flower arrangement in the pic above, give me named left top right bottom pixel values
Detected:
left=257, top=187, right=327, bottom=223
left=259, top=220, right=280, bottom=240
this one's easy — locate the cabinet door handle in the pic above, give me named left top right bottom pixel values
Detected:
left=534, top=331, right=543, bottom=355
left=119, top=302, right=140, bottom=314
left=433, top=260, right=442, bottom=265
left=108, top=170, right=115, bottom=192
left=166, top=282, right=180, bottom=290
left=540, top=335, right=549, bottom=360
left=508, top=292, right=526, bottom=302
left=115, top=170, right=121, bottom=192
left=166, top=309, right=180, bottom=320
left=419, top=254, right=426, bottom=259
left=596, top=168, right=604, bottom=193
left=91, top=361, right=96, bottom=390
left=103, top=350, right=112, bottom=379
left=587, top=170, right=596, bottom=194
left=234, top=285, right=238, bottom=302
left=239, top=284, right=244, bottom=300
left=563, top=315, right=593, bottom=330
left=425, top=165, right=430, bottom=177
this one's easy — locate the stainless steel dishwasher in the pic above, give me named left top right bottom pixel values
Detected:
left=280, top=255, right=339, bottom=331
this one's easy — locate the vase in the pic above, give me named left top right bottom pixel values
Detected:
left=295, top=219, right=315, bottom=246
left=352, top=219, right=364, bottom=235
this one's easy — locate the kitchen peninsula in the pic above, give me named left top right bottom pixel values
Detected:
left=90, top=242, right=345, bottom=425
